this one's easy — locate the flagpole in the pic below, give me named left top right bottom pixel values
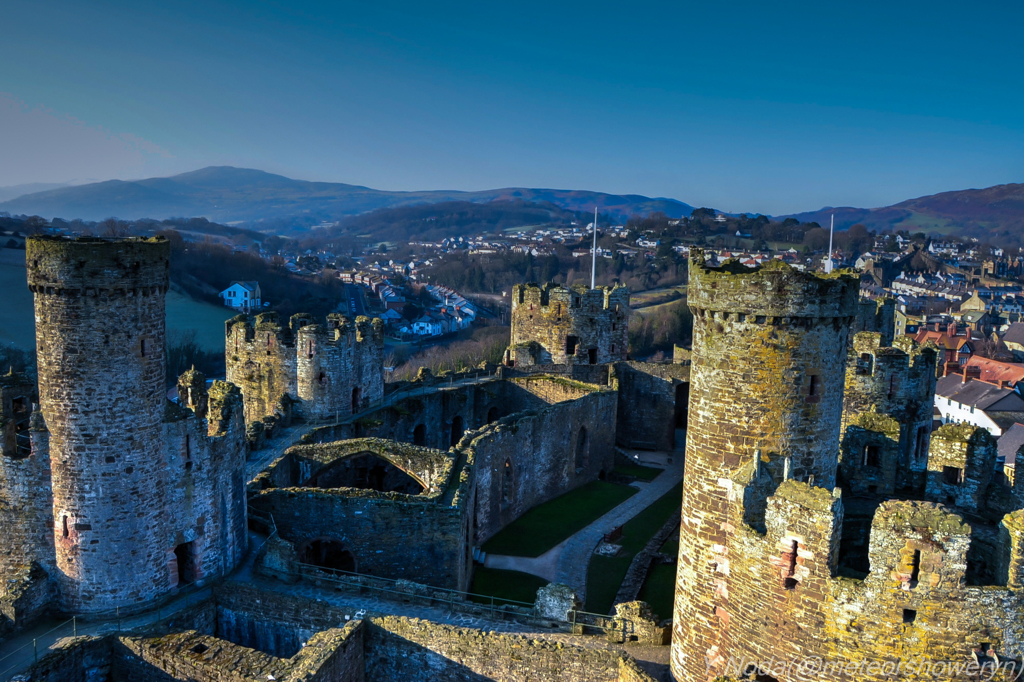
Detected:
left=591, top=207, right=597, bottom=289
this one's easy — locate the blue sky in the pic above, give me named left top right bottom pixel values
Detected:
left=2, top=0, right=1022, bottom=214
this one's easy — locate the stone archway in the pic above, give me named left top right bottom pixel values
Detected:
left=298, top=538, right=357, bottom=573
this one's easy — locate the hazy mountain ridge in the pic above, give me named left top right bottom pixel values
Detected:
left=0, top=166, right=696, bottom=224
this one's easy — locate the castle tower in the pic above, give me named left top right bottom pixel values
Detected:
left=672, top=254, right=857, bottom=681
left=0, top=370, right=53, bottom=578
left=27, top=235, right=171, bottom=612
left=505, top=283, right=629, bottom=367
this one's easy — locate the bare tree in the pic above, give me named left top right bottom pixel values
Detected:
left=99, top=217, right=131, bottom=237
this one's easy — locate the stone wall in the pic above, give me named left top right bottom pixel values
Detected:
left=610, top=361, right=689, bottom=451
left=924, top=423, right=997, bottom=514
left=226, top=312, right=385, bottom=426
left=506, top=283, right=629, bottom=367
left=842, top=332, right=936, bottom=491
left=0, top=372, right=54, bottom=583
left=225, top=311, right=299, bottom=425
left=468, top=385, right=617, bottom=544
left=296, top=315, right=385, bottom=420
left=249, top=438, right=472, bottom=590
left=853, top=297, right=896, bottom=345
left=364, top=616, right=652, bottom=682
left=673, top=253, right=859, bottom=682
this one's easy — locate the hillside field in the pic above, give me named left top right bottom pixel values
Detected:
left=0, top=247, right=236, bottom=352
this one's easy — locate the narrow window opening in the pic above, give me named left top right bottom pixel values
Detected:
left=863, top=445, right=880, bottom=468
left=351, top=386, right=361, bottom=413
left=783, top=540, right=799, bottom=590
left=888, top=373, right=897, bottom=397
left=175, top=542, right=195, bottom=585
left=566, top=335, right=579, bottom=357
left=185, top=435, right=193, bottom=471
left=588, top=348, right=598, bottom=364
left=502, top=458, right=514, bottom=505
left=943, top=466, right=963, bottom=485
left=140, top=339, right=147, bottom=357
left=62, top=515, right=69, bottom=538
left=808, top=375, right=820, bottom=396
left=903, top=609, right=916, bottom=624
left=910, top=549, right=921, bottom=584
left=857, top=353, right=873, bottom=375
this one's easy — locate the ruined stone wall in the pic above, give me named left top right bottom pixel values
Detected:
left=838, top=412, right=901, bottom=496
left=688, top=476, right=1024, bottom=682
left=28, top=236, right=172, bottom=613
left=507, top=283, right=629, bottom=367
left=161, top=381, right=249, bottom=592
left=0, top=375, right=54, bottom=581
left=26, top=236, right=247, bottom=614
left=842, top=332, right=937, bottom=490
left=364, top=616, right=652, bottom=682
left=296, top=315, right=385, bottom=420
left=248, top=438, right=472, bottom=590
left=673, top=253, right=858, bottom=682
left=306, top=379, right=551, bottom=450
left=610, top=361, right=689, bottom=451
left=225, top=312, right=298, bottom=425
left=469, top=386, right=617, bottom=544
left=854, top=297, right=896, bottom=345
left=924, top=423, right=997, bottom=514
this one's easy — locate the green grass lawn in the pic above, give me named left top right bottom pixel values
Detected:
left=585, top=480, right=683, bottom=614
left=469, top=567, right=549, bottom=606
left=613, top=463, right=663, bottom=482
left=637, top=562, right=676, bottom=622
left=165, top=288, right=239, bottom=351
left=482, top=481, right=638, bottom=557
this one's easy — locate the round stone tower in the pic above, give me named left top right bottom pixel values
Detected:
left=28, top=235, right=170, bottom=613
left=671, top=253, right=858, bottom=681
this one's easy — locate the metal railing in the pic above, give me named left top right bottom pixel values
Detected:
left=290, top=562, right=625, bottom=634
left=0, top=582, right=210, bottom=682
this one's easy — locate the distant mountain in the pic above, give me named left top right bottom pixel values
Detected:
left=0, top=166, right=696, bottom=224
left=0, top=182, right=71, bottom=203
left=783, top=184, right=1024, bottom=243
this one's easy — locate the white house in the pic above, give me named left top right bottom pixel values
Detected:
left=412, top=313, right=444, bottom=336
left=934, top=375, right=1024, bottom=437
left=220, top=281, right=262, bottom=311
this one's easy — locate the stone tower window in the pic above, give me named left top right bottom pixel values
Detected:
left=62, top=515, right=69, bottom=538
left=185, top=435, right=193, bottom=471
left=909, top=549, right=921, bottom=584
left=782, top=540, right=799, bottom=589
left=502, top=458, right=514, bottom=506
left=140, top=339, right=148, bottom=357
left=888, top=374, right=898, bottom=397
left=857, top=353, right=873, bottom=375
left=807, top=375, right=821, bottom=401
left=903, top=608, right=916, bottom=623
left=943, top=466, right=963, bottom=485
left=566, top=335, right=579, bottom=356
left=863, top=445, right=880, bottom=468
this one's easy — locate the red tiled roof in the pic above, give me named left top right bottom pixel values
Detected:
left=964, top=356, right=1024, bottom=387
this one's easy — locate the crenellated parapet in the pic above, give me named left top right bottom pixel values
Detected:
left=506, top=282, right=629, bottom=367
left=227, top=311, right=385, bottom=425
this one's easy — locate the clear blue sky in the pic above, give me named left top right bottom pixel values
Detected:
left=2, top=0, right=1022, bottom=214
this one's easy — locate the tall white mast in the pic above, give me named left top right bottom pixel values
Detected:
left=825, top=213, right=835, bottom=273
left=591, top=207, right=597, bottom=289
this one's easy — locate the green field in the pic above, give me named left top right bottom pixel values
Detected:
left=481, top=481, right=638, bottom=557
left=0, top=247, right=236, bottom=352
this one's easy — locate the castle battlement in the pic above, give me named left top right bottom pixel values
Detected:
left=227, top=312, right=385, bottom=425
left=506, top=283, right=629, bottom=368
left=688, top=250, right=859, bottom=319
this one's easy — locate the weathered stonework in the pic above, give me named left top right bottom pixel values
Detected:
left=854, top=297, right=896, bottom=346
left=506, top=283, right=629, bottom=367
left=19, top=236, right=248, bottom=614
left=842, top=332, right=937, bottom=492
left=226, top=312, right=384, bottom=425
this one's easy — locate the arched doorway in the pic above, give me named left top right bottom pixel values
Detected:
left=351, top=386, right=362, bottom=413
left=298, top=538, right=357, bottom=573
left=486, top=407, right=499, bottom=424
left=574, top=427, right=588, bottom=472
left=413, top=424, right=426, bottom=446
left=451, top=415, right=464, bottom=448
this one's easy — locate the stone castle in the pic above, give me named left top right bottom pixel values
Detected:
left=3, top=239, right=1024, bottom=682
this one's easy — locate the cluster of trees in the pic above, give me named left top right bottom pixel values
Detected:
left=627, top=300, right=693, bottom=359
left=159, top=230, right=344, bottom=321
left=387, top=325, right=510, bottom=381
